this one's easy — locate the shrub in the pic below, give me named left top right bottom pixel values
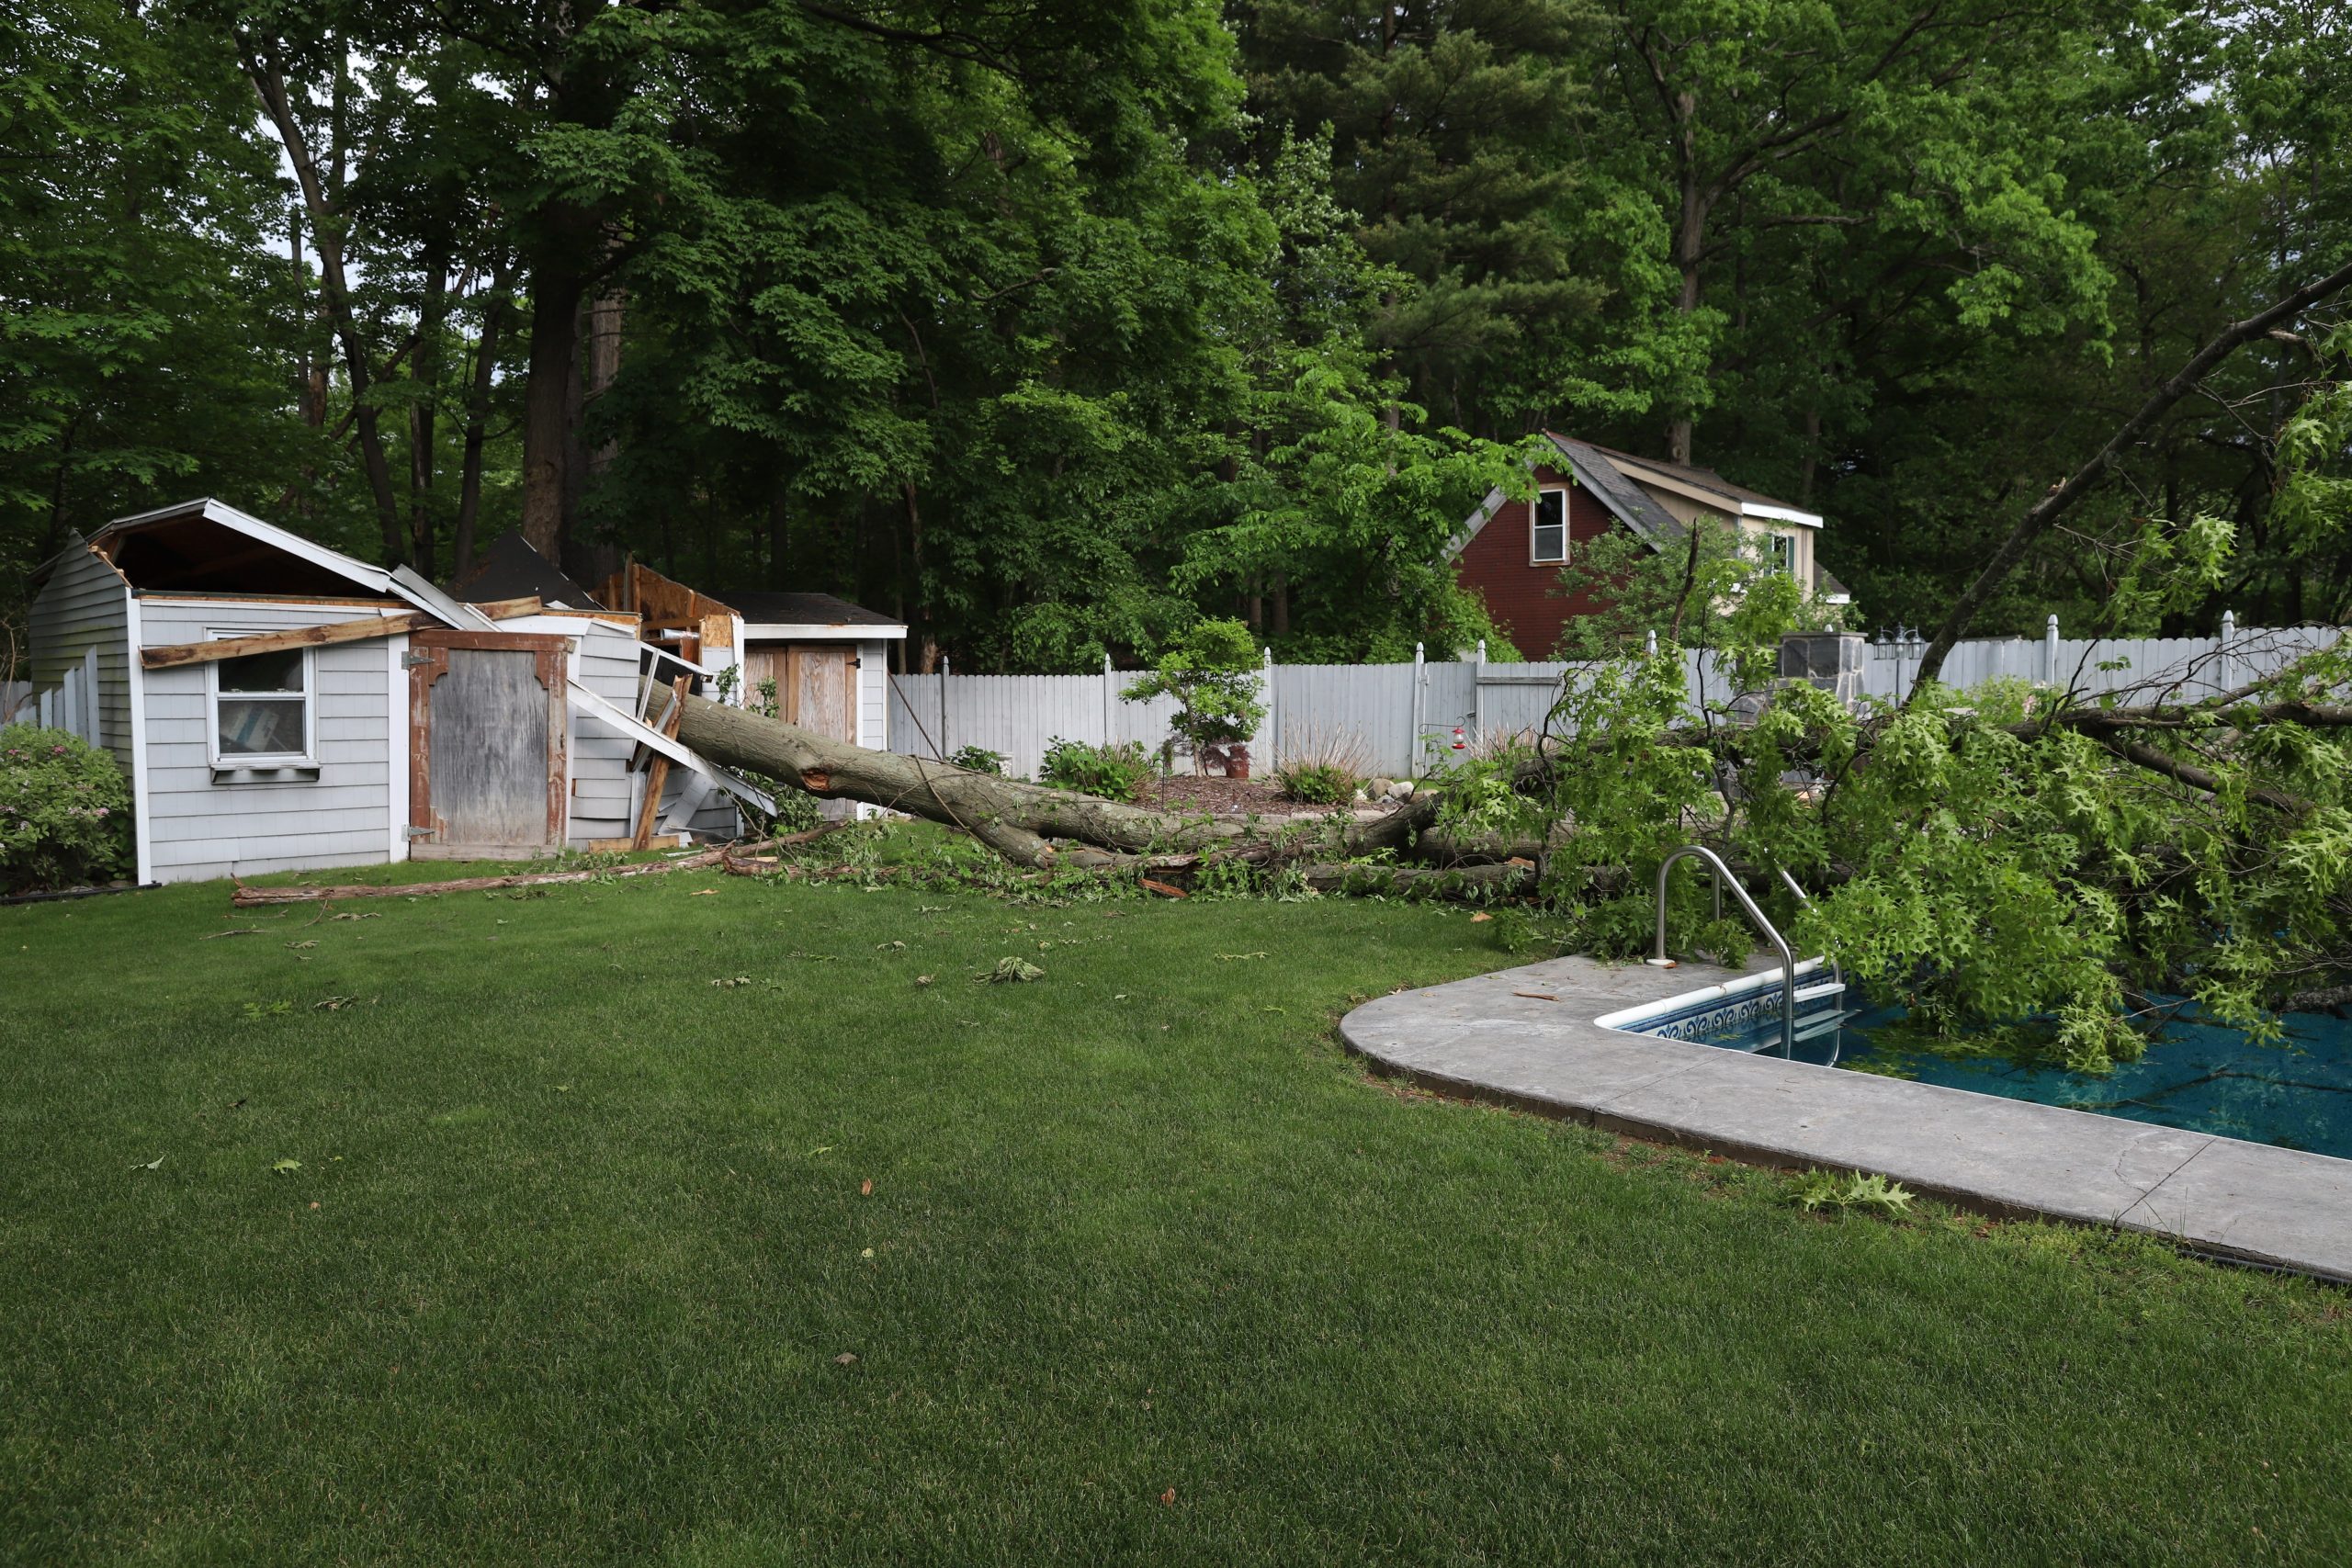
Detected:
left=1273, top=726, right=1370, bottom=806
left=1039, top=737, right=1153, bottom=802
left=0, top=724, right=134, bottom=894
left=947, top=745, right=1007, bottom=775
left=1277, top=762, right=1357, bottom=806
left=1122, top=618, right=1266, bottom=773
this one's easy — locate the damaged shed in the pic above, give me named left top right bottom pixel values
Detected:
left=24, top=499, right=768, bottom=885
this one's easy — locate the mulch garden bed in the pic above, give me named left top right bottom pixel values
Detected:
left=1139, top=773, right=1390, bottom=818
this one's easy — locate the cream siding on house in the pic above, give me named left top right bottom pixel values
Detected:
left=26, top=540, right=133, bottom=767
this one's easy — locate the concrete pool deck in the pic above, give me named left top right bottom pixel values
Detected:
left=1340, top=953, right=2352, bottom=1282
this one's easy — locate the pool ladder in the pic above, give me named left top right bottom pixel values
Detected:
left=1648, top=845, right=1846, bottom=1055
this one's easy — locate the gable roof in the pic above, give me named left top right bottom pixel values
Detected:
left=1446, top=436, right=1689, bottom=560
left=1581, top=441, right=1823, bottom=527
left=721, top=590, right=906, bottom=635
left=1542, top=435, right=1690, bottom=548
left=449, top=530, right=601, bottom=610
left=74, top=498, right=499, bottom=628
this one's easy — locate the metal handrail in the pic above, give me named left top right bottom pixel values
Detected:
left=1650, top=845, right=1797, bottom=1052
left=1773, top=864, right=1843, bottom=995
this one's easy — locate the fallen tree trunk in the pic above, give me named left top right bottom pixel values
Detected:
left=660, top=691, right=1466, bottom=871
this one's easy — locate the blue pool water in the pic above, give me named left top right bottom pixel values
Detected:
left=1665, top=994, right=2352, bottom=1161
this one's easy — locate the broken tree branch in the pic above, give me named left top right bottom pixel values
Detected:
left=1913, top=254, right=2352, bottom=688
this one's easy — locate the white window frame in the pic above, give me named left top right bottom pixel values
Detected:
left=204, top=634, right=318, bottom=769
left=1531, top=488, right=1569, bottom=565
left=1767, top=532, right=1800, bottom=578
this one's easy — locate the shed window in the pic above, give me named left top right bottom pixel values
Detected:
left=1766, top=533, right=1799, bottom=578
left=1532, top=490, right=1568, bottom=564
left=209, top=645, right=314, bottom=765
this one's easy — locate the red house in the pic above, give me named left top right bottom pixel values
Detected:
left=1448, top=433, right=1847, bottom=656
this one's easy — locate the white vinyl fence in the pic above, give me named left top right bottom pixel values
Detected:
left=888, top=619, right=2345, bottom=781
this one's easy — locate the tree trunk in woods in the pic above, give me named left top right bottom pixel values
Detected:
left=519, top=237, right=588, bottom=562
left=654, top=691, right=1539, bottom=884
left=408, top=247, right=448, bottom=580
left=239, top=35, right=405, bottom=565
left=452, top=287, right=508, bottom=581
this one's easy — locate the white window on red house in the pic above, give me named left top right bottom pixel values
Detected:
left=1532, top=490, right=1567, bottom=563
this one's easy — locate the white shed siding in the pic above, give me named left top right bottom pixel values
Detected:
left=858, top=639, right=888, bottom=750
left=26, top=539, right=133, bottom=767
left=501, top=610, right=644, bottom=849
left=135, top=596, right=402, bottom=883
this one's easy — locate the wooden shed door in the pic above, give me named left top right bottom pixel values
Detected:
left=745, top=643, right=856, bottom=743
left=410, top=630, right=569, bottom=860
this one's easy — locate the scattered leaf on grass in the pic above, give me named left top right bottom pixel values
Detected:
left=860, top=1179, right=874, bottom=1196
left=833, top=1352, right=858, bottom=1366
left=285, top=940, right=318, bottom=950
left=1159, top=1488, right=1177, bottom=1506
left=1216, top=952, right=1270, bottom=962
left=690, top=889, right=719, bottom=897
left=709, top=976, right=755, bottom=988
left=271, top=1158, right=301, bottom=1175
left=313, top=996, right=360, bottom=1011
left=860, top=1247, right=875, bottom=1259
left=1469, top=912, right=1493, bottom=923
left=876, top=940, right=906, bottom=951
left=915, top=975, right=934, bottom=987
left=975, top=957, right=1046, bottom=984
left=809, top=1145, right=832, bottom=1156
left=130, top=1154, right=164, bottom=1171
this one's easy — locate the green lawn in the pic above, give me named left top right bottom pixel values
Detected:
left=4, top=851, right=2348, bottom=1565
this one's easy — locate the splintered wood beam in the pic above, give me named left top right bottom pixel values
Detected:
left=630, top=676, right=692, bottom=850
left=141, top=596, right=543, bottom=668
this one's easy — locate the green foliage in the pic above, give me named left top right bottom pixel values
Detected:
left=1273, top=761, right=1359, bottom=807
left=1788, top=1168, right=1917, bottom=1217
left=0, top=725, right=133, bottom=893
left=1552, top=526, right=1847, bottom=662
left=947, top=746, right=1007, bottom=776
left=1121, top=619, right=1267, bottom=770
left=1039, top=739, right=1155, bottom=802
left=6, top=0, right=2349, bottom=660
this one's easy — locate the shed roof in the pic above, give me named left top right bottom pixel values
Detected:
left=449, top=531, right=601, bottom=610
left=723, top=591, right=906, bottom=636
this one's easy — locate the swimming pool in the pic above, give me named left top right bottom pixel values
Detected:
left=1604, top=970, right=2352, bottom=1162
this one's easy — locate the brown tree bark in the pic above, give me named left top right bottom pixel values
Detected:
left=519, top=237, right=589, bottom=562
left=651, top=691, right=1541, bottom=876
